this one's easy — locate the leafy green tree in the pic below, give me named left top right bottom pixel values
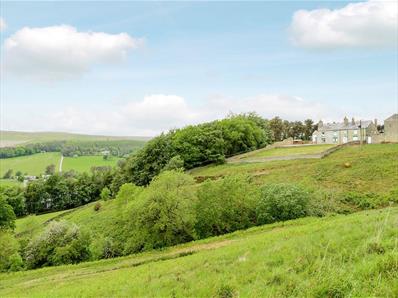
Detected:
left=25, top=221, right=91, bottom=269
left=124, top=171, right=197, bottom=254
left=0, top=186, right=26, bottom=216
left=0, top=198, right=16, bottom=230
left=256, top=183, right=311, bottom=225
left=304, top=119, right=315, bottom=140
left=195, top=175, right=258, bottom=238
left=45, top=164, right=56, bottom=175
left=269, top=117, right=284, bottom=141
left=162, top=155, right=184, bottom=171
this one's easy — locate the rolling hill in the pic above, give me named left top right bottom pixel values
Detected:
left=0, top=130, right=151, bottom=148
left=2, top=207, right=397, bottom=297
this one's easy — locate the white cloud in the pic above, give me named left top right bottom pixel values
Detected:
left=290, top=0, right=398, bottom=49
left=2, top=94, right=341, bottom=136
left=1, top=25, right=143, bottom=80
left=0, top=18, right=6, bottom=32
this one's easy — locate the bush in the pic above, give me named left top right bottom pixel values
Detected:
left=115, top=183, right=143, bottom=207
left=0, top=231, right=23, bottom=272
left=195, top=175, right=258, bottom=238
left=341, top=192, right=385, bottom=209
left=256, top=183, right=311, bottom=225
left=25, top=221, right=91, bottom=269
left=90, top=236, right=122, bottom=260
left=100, top=187, right=111, bottom=201
left=94, top=202, right=102, bottom=211
left=124, top=171, right=197, bottom=254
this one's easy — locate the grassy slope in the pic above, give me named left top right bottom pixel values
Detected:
left=14, top=144, right=398, bottom=240
left=62, top=156, right=121, bottom=173
left=2, top=207, right=397, bottom=297
left=239, top=144, right=335, bottom=159
left=192, top=144, right=398, bottom=196
left=0, top=152, right=60, bottom=177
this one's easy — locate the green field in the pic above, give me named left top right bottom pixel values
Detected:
left=192, top=144, right=398, bottom=197
left=236, top=144, right=335, bottom=160
left=0, top=130, right=150, bottom=148
left=0, top=154, right=123, bottom=180
left=0, top=152, right=60, bottom=177
left=62, top=156, right=121, bottom=173
left=3, top=207, right=397, bottom=297
left=0, top=179, right=22, bottom=187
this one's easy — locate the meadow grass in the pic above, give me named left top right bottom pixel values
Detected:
left=2, top=207, right=397, bottom=297
left=15, top=210, right=69, bottom=235
left=238, top=144, right=335, bottom=159
left=0, top=152, right=61, bottom=177
left=0, top=179, right=22, bottom=187
left=192, top=144, right=398, bottom=196
left=62, top=155, right=121, bottom=173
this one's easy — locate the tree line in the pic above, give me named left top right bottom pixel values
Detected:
left=1, top=170, right=318, bottom=271
left=0, top=140, right=145, bottom=159
left=268, top=117, right=317, bottom=142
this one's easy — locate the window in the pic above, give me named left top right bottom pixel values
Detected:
left=353, top=130, right=358, bottom=135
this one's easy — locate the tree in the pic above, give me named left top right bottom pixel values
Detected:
left=3, top=169, right=13, bottom=179
left=304, top=119, right=315, bottom=140
left=256, top=183, right=311, bottom=225
left=0, top=198, right=16, bottom=230
left=25, top=221, right=91, bottom=269
left=195, top=175, right=258, bottom=238
left=124, top=171, right=197, bottom=253
left=269, top=117, right=284, bottom=142
left=45, top=164, right=56, bottom=175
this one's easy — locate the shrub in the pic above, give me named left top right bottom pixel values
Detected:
left=341, top=192, right=383, bottom=209
left=124, top=171, right=197, bottom=254
left=94, top=202, right=101, bottom=211
left=25, top=221, right=91, bottom=269
left=195, top=174, right=258, bottom=238
left=90, top=236, right=122, bottom=260
left=0, top=231, right=23, bottom=272
left=256, top=183, right=311, bottom=225
left=100, top=187, right=111, bottom=201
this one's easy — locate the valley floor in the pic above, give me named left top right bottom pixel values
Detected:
left=1, top=207, right=397, bottom=297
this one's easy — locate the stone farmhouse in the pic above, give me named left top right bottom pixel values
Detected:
left=312, top=114, right=398, bottom=145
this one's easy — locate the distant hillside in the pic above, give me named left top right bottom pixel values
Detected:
left=0, top=131, right=151, bottom=148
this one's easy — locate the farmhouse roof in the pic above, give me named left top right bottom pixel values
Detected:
left=319, top=120, right=372, bottom=131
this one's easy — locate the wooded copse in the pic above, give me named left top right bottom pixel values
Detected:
left=0, top=140, right=146, bottom=159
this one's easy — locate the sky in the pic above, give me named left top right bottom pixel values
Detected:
left=0, top=0, right=397, bottom=136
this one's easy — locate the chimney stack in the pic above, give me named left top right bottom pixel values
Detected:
left=374, top=118, right=378, bottom=127
left=351, top=117, right=355, bottom=125
left=344, top=116, right=349, bottom=126
left=318, top=120, right=323, bottom=128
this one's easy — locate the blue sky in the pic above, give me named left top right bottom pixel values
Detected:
left=1, top=1, right=397, bottom=136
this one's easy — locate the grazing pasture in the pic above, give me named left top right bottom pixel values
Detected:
left=62, top=156, right=121, bottom=173
left=192, top=144, right=398, bottom=198
left=3, top=207, right=398, bottom=297
left=235, top=144, right=335, bottom=160
left=0, top=152, right=60, bottom=177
